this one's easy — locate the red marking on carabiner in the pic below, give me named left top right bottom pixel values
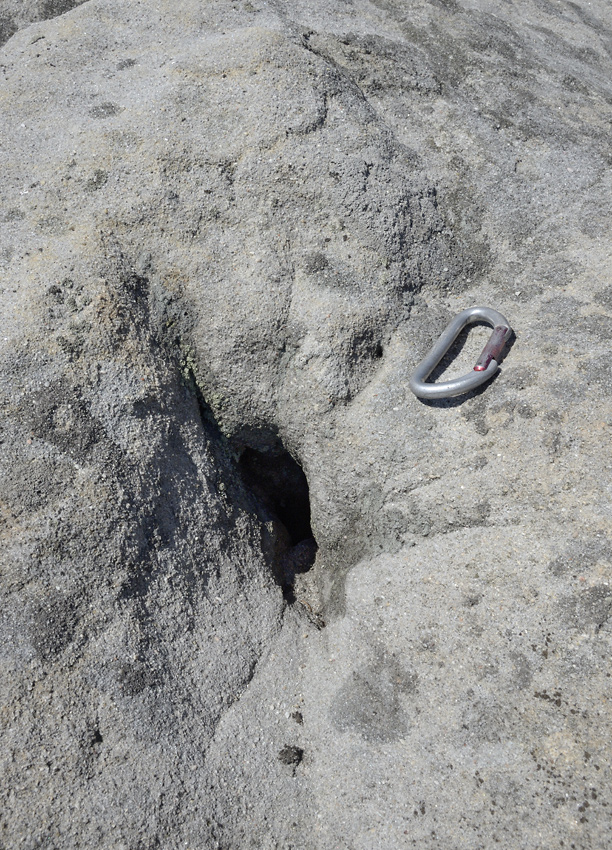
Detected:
left=474, top=325, right=510, bottom=372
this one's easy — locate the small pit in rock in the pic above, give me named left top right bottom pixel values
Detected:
left=238, top=445, right=318, bottom=600
left=278, top=744, right=304, bottom=772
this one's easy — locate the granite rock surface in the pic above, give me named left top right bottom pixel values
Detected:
left=1, top=0, right=612, bottom=847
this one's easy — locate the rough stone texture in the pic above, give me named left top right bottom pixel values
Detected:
left=0, top=0, right=89, bottom=47
left=1, top=0, right=612, bottom=847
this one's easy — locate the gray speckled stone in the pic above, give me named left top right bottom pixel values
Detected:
left=1, top=0, right=612, bottom=847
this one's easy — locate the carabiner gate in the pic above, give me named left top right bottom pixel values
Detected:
left=409, top=306, right=512, bottom=400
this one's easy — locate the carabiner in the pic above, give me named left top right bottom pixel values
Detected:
left=409, top=306, right=512, bottom=400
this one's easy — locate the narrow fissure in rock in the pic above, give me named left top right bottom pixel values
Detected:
left=238, top=445, right=318, bottom=601
left=183, top=361, right=318, bottom=601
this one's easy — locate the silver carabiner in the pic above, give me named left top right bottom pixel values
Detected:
left=409, top=306, right=512, bottom=400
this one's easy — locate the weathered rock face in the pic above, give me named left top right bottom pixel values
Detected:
left=0, top=239, right=290, bottom=845
left=0, top=0, right=89, bottom=46
left=1, top=0, right=612, bottom=848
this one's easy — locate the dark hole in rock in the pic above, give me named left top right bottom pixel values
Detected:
left=239, top=447, right=311, bottom=543
left=238, top=445, right=317, bottom=601
left=187, top=377, right=317, bottom=601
